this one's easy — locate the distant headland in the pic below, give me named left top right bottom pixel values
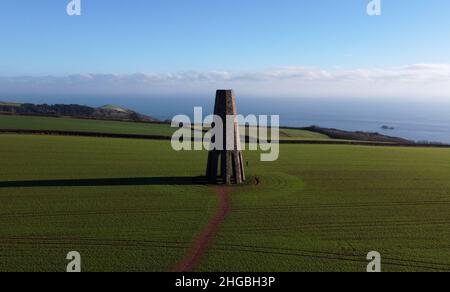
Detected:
left=0, top=101, right=159, bottom=123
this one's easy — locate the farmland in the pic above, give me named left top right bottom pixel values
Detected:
left=1, top=123, right=450, bottom=271
left=0, top=114, right=332, bottom=141
left=202, top=145, right=450, bottom=271
left=0, top=135, right=213, bottom=271
left=0, top=115, right=175, bottom=137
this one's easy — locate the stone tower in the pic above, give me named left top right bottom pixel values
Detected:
left=206, top=90, right=246, bottom=185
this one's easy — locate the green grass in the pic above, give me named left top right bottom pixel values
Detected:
left=278, top=128, right=331, bottom=140
left=1, top=134, right=450, bottom=271
left=99, top=105, right=130, bottom=113
left=0, top=114, right=175, bottom=136
left=0, top=135, right=214, bottom=272
left=242, top=126, right=332, bottom=141
left=201, top=145, right=450, bottom=272
left=0, top=102, right=22, bottom=107
left=0, top=114, right=333, bottom=141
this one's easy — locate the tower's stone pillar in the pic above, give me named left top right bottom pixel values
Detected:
left=206, top=90, right=246, bottom=185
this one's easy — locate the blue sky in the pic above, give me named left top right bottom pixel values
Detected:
left=1, top=0, right=450, bottom=100
left=1, top=0, right=450, bottom=74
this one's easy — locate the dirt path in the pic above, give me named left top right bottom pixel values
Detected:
left=173, top=187, right=231, bottom=272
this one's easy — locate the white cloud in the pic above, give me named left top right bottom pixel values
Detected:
left=1, top=64, right=450, bottom=101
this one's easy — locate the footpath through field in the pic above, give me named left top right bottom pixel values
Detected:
left=173, top=187, right=230, bottom=272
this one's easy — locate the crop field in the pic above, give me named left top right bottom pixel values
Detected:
left=0, top=115, right=175, bottom=137
left=202, top=145, right=450, bottom=272
left=0, top=102, right=22, bottom=107
left=0, top=134, right=214, bottom=272
left=276, top=127, right=331, bottom=140
left=0, top=114, right=331, bottom=141
left=1, top=129, right=450, bottom=271
left=244, top=126, right=332, bottom=141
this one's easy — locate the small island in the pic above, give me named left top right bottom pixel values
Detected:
left=381, top=125, right=395, bottom=130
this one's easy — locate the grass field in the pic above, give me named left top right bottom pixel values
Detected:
left=1, top=132, right=450, bottom=272
left=0, top=114, right=332, bottom=141
left=277, top=127, right=331, bottom=140
left=0, top=102, right=22, bottom=107
left=0, top=135, right=213, bottom=272
left=243, top=126, right=332, bottom=141
left=202, top=145, right=450, bottom=271
left=0, top=114, right=175, bottom=137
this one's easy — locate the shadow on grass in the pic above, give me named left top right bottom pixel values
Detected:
left=0, top=176, right=209, bottom=188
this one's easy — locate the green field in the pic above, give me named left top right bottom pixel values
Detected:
left=277, top=127, right=331, bottom=140
left=0, top=135, right=213, bottom=272
left=244, top=126, right=332, bottom=141
left=0, top=102, right=22, bottom=107
left=0, top=114, right=332, bottom=141
left=0, top=114, right=175, bottom=137
left=203, top=145, right=450, bottom=271
left=1, top=130, right=450, bottom=271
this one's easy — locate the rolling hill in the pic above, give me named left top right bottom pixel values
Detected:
left=0, top=102, right=159, bottom=123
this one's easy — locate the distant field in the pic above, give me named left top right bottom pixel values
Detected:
left=278, top=128, right=331, bottom=140
left=1, top=134, right=449, bottom=271
left=242, top=126, right=331, bottom=141
left=0, top=102, right=21, bottom=107
left=0, top=114, right=175, bottom=136
left=0, top=114, right=333, bottom=141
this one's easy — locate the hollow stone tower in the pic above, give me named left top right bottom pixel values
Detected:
left=206, top=90, right=246, bottom=185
